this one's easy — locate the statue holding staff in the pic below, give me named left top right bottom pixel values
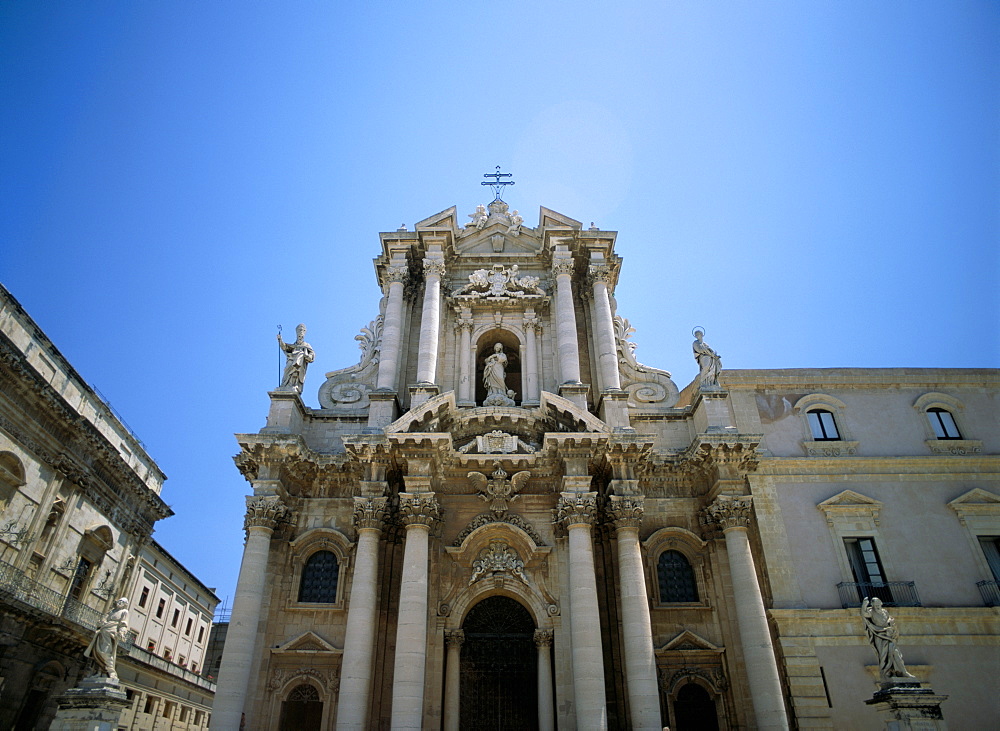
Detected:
left=278, top=323, right=315, bottom=392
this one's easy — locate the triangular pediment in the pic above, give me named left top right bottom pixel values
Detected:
left=454, top=229, right=542, bottom=256
left=538, top=207, right=582, bottom=229
left=659, top=630, right=723, bottom=653
left=273, top=631, right=341, bottom=654
left=948, top=488, right=1000, bottom=508
left=817, top=490, right=881, bottom=510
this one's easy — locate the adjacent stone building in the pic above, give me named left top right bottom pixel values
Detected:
left=215, top=199, right=1000, bottom=730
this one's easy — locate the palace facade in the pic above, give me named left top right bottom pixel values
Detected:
left=214, top=200, right=999, bottom=730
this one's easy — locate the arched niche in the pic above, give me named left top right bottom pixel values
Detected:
left=475, top=329, right=522, bottom=406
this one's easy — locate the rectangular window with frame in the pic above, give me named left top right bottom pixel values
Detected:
left=979, top=536, right=1000, bottom=581
left=172, top=608, right=180, bottom=627
left=808, top=410, right=840, bottom=440
left=156, top=598, right=165, bottom=619
left=138, top=586, right=150, bottom=608
left=845, top=537, right=892, bottom=603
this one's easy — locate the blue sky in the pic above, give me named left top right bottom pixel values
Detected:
left=2, top=2, right=997, bottom=605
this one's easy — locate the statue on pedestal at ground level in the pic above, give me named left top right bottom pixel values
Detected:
left=84, top=598, right=129, bottom=680
left=278, top=323, right=315, bottom=392
left=861, top=597, right=916, bottom=680
left=692, top=328, right=722, bottom=387
left=483, top=343, right=516, bottom=406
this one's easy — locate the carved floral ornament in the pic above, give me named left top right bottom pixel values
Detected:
left=469, top=539, right=529, bottom=586
left=352, top=496, right=388, bottom=531
left=244, top=496, right=292, bottom=533
left=534, top=629, right=554, bottom=647
left=554, top=492, right=598, bottom=530
left=423, top=258, right=447, bottom=278
left=608, top=495, right=645, bottom=530
left=399, top=493, right=441, bottom=528
left=704, top=495, right=753, bottom=531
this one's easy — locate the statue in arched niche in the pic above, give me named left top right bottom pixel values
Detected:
left=483, top=343, right=516, bottom=406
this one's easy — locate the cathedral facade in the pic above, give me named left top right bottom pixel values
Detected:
left=213, top=199, right=999, bottom=730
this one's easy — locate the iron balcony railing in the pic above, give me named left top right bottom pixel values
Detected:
left=977, top=579, right=1000, bottom=607
left=0, top=558, right=104, bottom=631
left=837, top=581, right=921, bottom=608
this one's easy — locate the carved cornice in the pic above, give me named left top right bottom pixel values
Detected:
left=423, top=258, right=447, bottom=278
left=705, top=495, right=753, bottom=532
left=534, top=629, right=554, bottom=648
left=444, top=629, right=465, bottom=648
left=554, top=492, right=598, bottom=530
left=398, top=493, right=441, bottom=528
left=680, top=438, right=761, bottom=489
left=608, top=495, right=645, bottom=531
left=244, top=496, right=292, bottom=534
left=352, top=496, right=388, bottom=532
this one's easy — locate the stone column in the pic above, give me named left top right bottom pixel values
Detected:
left=442, top=629, right=465, bottom=731
left=588, top=263, right=622, bottom=391
left=335, top=497, right=388, bottom=731
left=375, top=264, right=409, bottom=391
left=551, top=257, right=581, bottom=385
left=455, top=313, right=474, bottom=406
left=212, top=496, right=290, bottom=730
left=523, top=312, right=541, bottom=404
left=416, top=258, right=445, bottom=384
left=390, top=494, right=441, bottom=730
left=608, top=496, right=661, bottom=729
left=707, top=496, right=789, bottom=729
left=534, top=629, right=555, bottom=731
left=554, top=493, right=607, bottom=730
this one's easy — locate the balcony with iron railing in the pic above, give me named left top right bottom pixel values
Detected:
left=836, top=581, right=921, bottom=608
left=977, top=580, right=1000, bottom=607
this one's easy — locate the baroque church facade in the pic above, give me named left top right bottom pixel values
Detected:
left=213, top=198, right=1000, bottom=730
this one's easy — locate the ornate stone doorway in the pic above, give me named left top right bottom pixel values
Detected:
left=672, top=682, right=719, bottom=731
left=460, top=595, right=538, bottom=730
left=277, top=684, right=323, bottom=730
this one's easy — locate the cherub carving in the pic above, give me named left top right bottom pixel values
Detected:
left=468, top=461, right=530, bottom=515
left=465, top=204, right=489, bottom=230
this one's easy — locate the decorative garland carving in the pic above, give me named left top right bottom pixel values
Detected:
left=453, top=513, right=544, bottom=547
left=613, top=316, right=679, bottom=408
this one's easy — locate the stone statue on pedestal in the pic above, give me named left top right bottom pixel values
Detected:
left=84, top=598, right=129, bottom=680
left=692, top=328, right=722, bottom=387
left=278, top=323, right=315, bottom=392
left=466, top=204, right=488, bottom=230
left=483, top=343, right=516, bottom=406
left=861, top=597, right=916, bottom=680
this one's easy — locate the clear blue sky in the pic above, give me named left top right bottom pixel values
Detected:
left=2, top=2, right=997, bottom=605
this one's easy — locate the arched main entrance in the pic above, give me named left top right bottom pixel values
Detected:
left=460, top=595, right=538, bottom=730
left=277, top=683, right=323, bottom=730
left=672, top=682, right=719, bottom=731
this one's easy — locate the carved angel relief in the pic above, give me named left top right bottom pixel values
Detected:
left=468, top=461, right=530, bottom=515
left=469, top=540, right=529, bottom=586
left=614, top=315, right=680, bottom=408
left=317, top=311, right=384, bottom=410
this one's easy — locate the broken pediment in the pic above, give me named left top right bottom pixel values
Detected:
left=537, top=206, right=583, bottom=230
left=414, top=206, right=459, bottom=231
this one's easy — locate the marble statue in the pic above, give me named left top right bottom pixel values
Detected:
left=692, top=329, right=722, bottom=387
left=861, top=597, right=916, bottom=680
left=84, top=598, right=129, bottom=680
left=278, top=323, right=315, bottom=392
left=466, top=204, right=489, bottom=230
left=507, top=209, right=523, bottom=236
left=483, top=343, right=516, bottom=406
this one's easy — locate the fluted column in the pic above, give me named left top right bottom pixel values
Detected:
left=534, top=629, right=555, bottom=731
left=523, top=312, right=541, bottom=404
left=443, top=629, right=465, bottom=731
left=335, top=497, right=388, bottom=730
left=588, top=263, right=622, bottom=391
left=213, top=496, right=290, bottom=730
left=376, top=265, right=409, bottom=390
left=551, top=257, right=581, bottom=385
left=455, top=314, right=474, bottom=405
left=608, top=496, right=661, bottom=730
left=707, top=496, right=789, bottom=729
left=554, top=493, right=607, bottom=730
left=390, top=494, right=441, bottom=730
left=416, top=258, right=445, bottom=384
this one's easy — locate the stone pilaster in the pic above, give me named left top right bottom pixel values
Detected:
left=554, top=493, right=607, bottom=730
left=455, top=314, right=475, bottom=406
left=608, top=496, right=661, bottom=729
left=706, top=495, right=789, bottom=729
left=416, top=258, right=445, bottom=385
left=523, top=312, right=541, bottom=405
left=443, top=629, right=465, bottom=731
left=587, top=263, right=622, bottom=392
left=534, top=629, right=555, bottom=731
left=390, top=493, right=441, bottom=730
left=375, top=264, right=409, bottom=391
left=335, top=496, right=388, bottom=730
left=550, top=256, right=582, bottom=387
left=213, top=496, right=291, bottom=730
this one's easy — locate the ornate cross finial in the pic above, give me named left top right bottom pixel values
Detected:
left=482, top=165, right=514, bottom=201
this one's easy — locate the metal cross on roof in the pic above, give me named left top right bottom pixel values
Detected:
left=482, top=166, right=514, bottom=201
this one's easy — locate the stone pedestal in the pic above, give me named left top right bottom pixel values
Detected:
left=367, top=389, right=399, bottom=429
left=866, top=683, right=948, bottom=730
left=50, top=676, right=130, bottom=731
left=558, top=383, right=590, bottom=412
left=408, top=384, right=440, bottom=410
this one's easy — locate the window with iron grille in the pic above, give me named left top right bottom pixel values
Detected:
left=658, top=550, right=699, bottom=603
left=298, top=551, right=339, bottom=603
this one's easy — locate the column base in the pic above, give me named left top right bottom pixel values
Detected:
left=865, top=683, right=948, bottom=729
left=558, top=383, right=590, bottom=411
left=367, top=390, right=399, bottom=429
left=50, top=676, right=130, bottom=731
left=409, top=384, right=440, bottom=409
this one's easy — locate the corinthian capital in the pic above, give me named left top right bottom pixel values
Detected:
left=352, top=496, right=388, bottom=532
left=587, top=263, right=613, bottom=286
left=534, top=629, right=553, bottom=648
left=454, top=316, right=475, bottom=333
left=244, top=496, right=291, bottom=533
left=423, top=258, right=447, bottom=278
left=384, top=265, right=409, bottom=284
left=522, top=315, right=541, bottom=334
left=554, top=492, right=598, bottom=530
left=705, top=495, right=753, bottom=531
left=399, top=493, right=441, bottom=528
left=608, top=495, right=644, bottom=531
left=550, top=259, right=575, bottom=278
left=444, top=629, right=465, bottom=648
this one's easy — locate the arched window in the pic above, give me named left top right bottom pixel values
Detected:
left=279, top=684, right=322, bottom=730
left=807, top=409, right=840, bottom=441
left=927, top=407, right=961, bottom=440
left=298, top=551, right=339, bottom=603
left=0, top=451, right=25, bottom=513
left=658, top=550, right=699, bottom=603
